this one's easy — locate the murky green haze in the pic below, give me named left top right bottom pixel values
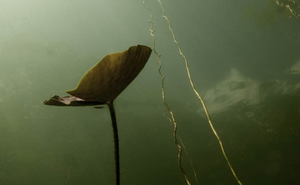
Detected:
left=0, top=0, right=300, bottom=184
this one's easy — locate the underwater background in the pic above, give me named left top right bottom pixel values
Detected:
left=0, top=0, right=300, bottom=184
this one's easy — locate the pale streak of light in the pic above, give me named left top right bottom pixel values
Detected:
left=179, top=137, right=199, bottom=185
left=156, top=0, right=243, bottom=184
left=143, top=1, right=191, bottom=185
left=274, top=0, right=300, bottom=18
left=65, top=167, right=71, bottom=185
left=163, top=113, right=200, bottom=185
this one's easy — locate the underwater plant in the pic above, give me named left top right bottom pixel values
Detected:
left=44, top=45, right=152, bottom=185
